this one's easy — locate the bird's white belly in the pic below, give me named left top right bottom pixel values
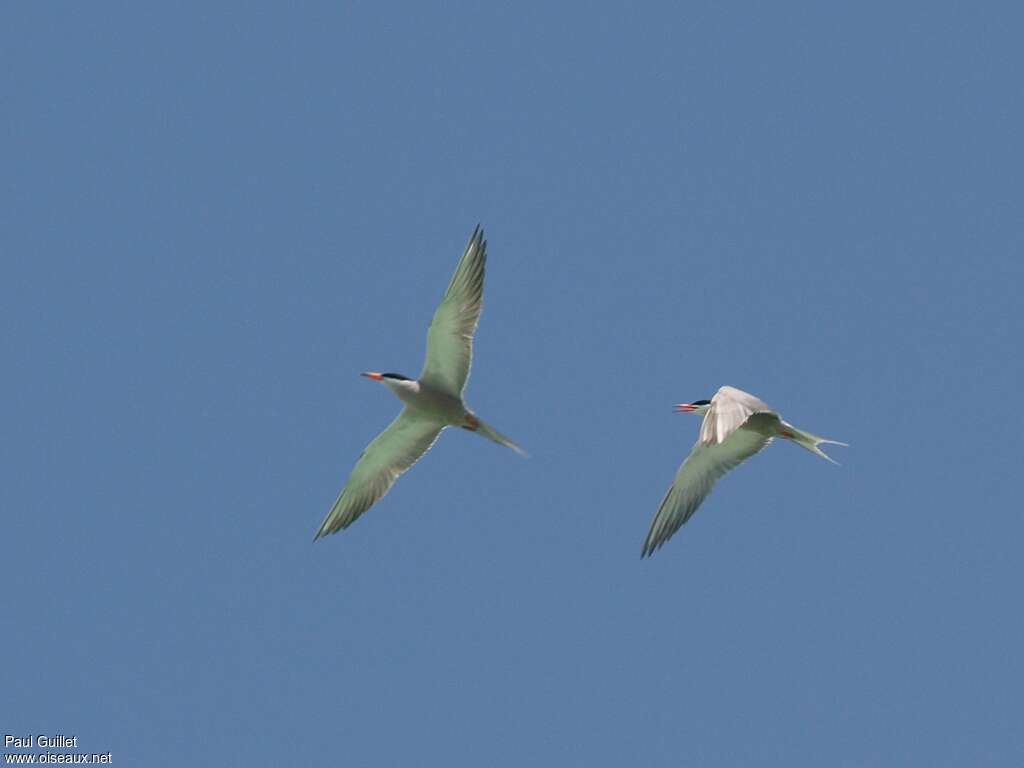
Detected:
left=398, top=384, right=466, bottom=425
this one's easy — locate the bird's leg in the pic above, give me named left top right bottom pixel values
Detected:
left=461, top=414, right=480, bottom=432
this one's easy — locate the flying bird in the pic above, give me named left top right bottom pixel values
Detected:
left=314, top=226, right=525, bottom=542
left=642, top=385, right=846, bottom=557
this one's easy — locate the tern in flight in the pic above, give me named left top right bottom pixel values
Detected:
left=314, top=226, right=525, bottom=542
left=641, top=385, right=846, bottom=557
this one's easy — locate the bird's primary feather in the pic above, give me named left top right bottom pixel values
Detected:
left=642, top=413, right=775, bottom=557
left=420, top=226, right=486, bottom=397
left=314, top=409, right=443, bottom=540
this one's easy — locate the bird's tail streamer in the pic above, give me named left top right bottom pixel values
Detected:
left=782, top=422, right=847, bottom=464
left=474, top=417, right=528, bottom=458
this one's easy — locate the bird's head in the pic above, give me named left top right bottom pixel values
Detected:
left=361, top=371, right=411, bottom=382
left=361, top=372, right=418, bottom=393
left=674, top=399, right=711, bottom=416
left=364, top=372, right=411, bottom=385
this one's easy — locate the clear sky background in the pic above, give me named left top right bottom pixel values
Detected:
left=3, top=3, right=1023, bottom=766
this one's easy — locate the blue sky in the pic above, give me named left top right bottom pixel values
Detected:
left=3, top=2, right=1023, bottom=765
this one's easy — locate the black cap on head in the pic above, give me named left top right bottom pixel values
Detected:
left=691, top=399, right=711, bottom=406
left=381, top=373, right=411, bottom=381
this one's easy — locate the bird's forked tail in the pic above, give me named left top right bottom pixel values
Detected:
left=780, top=421, right=847, bottom=464
left=467, top=414, right=528, bottom=458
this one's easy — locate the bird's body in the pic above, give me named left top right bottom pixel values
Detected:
left=641, top=385, right=846, bottom=557
left=314, top=226, right=525, bottom=542
left=378, top=377, right=467, bottom=423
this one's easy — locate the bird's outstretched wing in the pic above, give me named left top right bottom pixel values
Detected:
left=420, top=226, right=486, bottom=397
left=314, top=409, right=444, bottom=540
left=699, top=385, right=775, bottom=446
left=642, top=413, right=777, bottom=557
